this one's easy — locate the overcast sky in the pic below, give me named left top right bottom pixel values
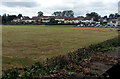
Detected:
left=0, top=0, right=120, bottom=17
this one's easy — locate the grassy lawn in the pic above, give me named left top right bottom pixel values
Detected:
left=2, top=25, right=118, bottom=70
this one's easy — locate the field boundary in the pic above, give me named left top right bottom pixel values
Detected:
left=72, top=27, right=115, bottom=31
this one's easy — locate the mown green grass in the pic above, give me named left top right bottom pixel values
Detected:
left=2, top=25, right=118, bottom=70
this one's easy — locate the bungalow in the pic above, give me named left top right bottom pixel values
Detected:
left=107, top=18, right=118, bottom=26
left=64, top=17, right=85, bottom=24
left=21, top=16, right=35, bottom=23
left=12, top=18, right=21, bottom=22
left=38, top=16, right=51, bottom=23
left=54, top=16, right=65, bottom=22
left=81, top=18, right=94, bottom=23
left=12, top=15, right=103, bottom=25
left=72, top=18, right=85, bottom=23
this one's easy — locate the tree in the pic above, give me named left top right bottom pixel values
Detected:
left=52, top=11, right=62, bottom=16
left=8, top=15, right=17, bottom=22
left=62, top=11, right=66, bottom=16
left=0, top=15, right=2, bottom=24
left=38, top=11, right=43, bottom=16
left=109, top=13, right=120, bottom=18
left=52, top=12, right=57, bottom=16
left=62, top=10, right=74, bottom=17
left=114, top=13, right=120, bottom=18
left=86, top=13, right=91, bottom=19
left=18, top=14, right=22, bottom=19
left=86, top=12, right=100, bottom=21
left=109, top=14, right=115, bottom=18
left=103, top=16, right=107, bottom=19
left=52, top=10, right=74, bottom=17
left=68, top=10, right=74, bottom=17
left=2, top=14, right=17, bottom=24
left=77, top=16, right=84, bottom=18
left=2, top=14, right=8, bottom=24
left=48, top=17, right=58, bottom=24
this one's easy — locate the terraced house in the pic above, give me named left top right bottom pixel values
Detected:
left=107, top=18, right=118, bottom=26
left=12, top=16, right=85, bottom=24
left=11, top=15, right=120, bottom=27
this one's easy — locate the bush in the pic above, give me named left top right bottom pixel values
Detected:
left=2, top=68, right=19, bottom=79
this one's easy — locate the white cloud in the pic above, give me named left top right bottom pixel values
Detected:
left=0, top=0, right=120, bottom=17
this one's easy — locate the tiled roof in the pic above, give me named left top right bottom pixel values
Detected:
left=22, top=16, right=85, bottom=20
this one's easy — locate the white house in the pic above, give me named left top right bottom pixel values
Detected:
left=64, top=17, right=84, bottom=24
left=37, top=16, right=51, bottom=23
left=54, top=16, right=65, bottom=22
left=12, top=18, right=21, bottom=22
left=21, top=16, right=35, bottom=23
left=107, top=18, right=118, bottom=26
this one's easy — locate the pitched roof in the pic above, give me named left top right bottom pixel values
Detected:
left=22, top=16, right=31, bottom=20
left=32, top=16, right=85, bottom=20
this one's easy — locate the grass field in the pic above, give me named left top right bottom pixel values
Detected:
left=2, top=25, right=118, bottom=70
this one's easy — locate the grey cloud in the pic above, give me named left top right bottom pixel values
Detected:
left=2, top=2, right=39, bottom=7
left=1, top=0, right=119, bottom=17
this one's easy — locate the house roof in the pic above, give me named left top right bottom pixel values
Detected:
left=32, top=16, right=85, bottom=20
left=32, top=16, right=38, bottom=20
left=73, top=18, right=85, bottom=20
left=84, top=17, right=92, bottom=20
left=22, top=16, right=36, bottom=20
left=22, top=16, right=31, bottom=20
left=20, top=16, right=85, bottom=21
left=108, top=18, right=118, bottom=22
left=54, top=16, right=85, bottom=20
left=38, top=16, right=54, bottom=18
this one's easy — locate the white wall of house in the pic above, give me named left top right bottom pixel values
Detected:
left=107, top=18, right=118, bottom=25
left=42, top=20, right=50, bottom=23
left=64, top=20, right=81, bottom=24
left=108, top=21, right=118, bottom=25
left=55, top=19, right=65, bottom=21
left=73, top=20, right=80, bottom=23
left=41, top=18, right=50, bottom=23
left=12, top=19, right=21, bottom=22
left=22, top=20, right=35, bottom=23
left=64, top=20, right=73, bottom=23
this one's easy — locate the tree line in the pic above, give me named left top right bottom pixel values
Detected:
left=38, top=10, right=74, bottom=17
left=0, top=14, right=22, bottom=24
left=1, top=10, right=120, bottom=25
